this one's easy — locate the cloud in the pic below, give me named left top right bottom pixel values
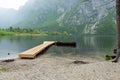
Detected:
left=0, top=0, right=28, bottom=10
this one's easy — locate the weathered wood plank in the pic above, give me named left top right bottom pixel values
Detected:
left=19, top=41, right=56, bottom=59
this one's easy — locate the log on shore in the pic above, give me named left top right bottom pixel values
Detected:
left=56, top=41, right=76, bottom=47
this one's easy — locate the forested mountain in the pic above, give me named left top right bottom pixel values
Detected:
left=0, top=0, right=116, bottom=35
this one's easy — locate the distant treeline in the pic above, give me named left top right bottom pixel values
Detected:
left=0, top=27, right=68, bottom=36
left=0, top=27, right=43, bottom=33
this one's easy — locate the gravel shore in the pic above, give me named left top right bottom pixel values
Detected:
left=0, top=54, right=120, bottom=80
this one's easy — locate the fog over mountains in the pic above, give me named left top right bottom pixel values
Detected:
left=0, top=0, right=116, bottom=34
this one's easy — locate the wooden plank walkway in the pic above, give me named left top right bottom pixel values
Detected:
left=19, top=41, right=76, bottom=59
left=19, top=41, right=56, bottom=59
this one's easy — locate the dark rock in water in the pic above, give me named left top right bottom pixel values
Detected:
left=2, top=59, right=15, bottom=62
left=73, top=60, right=88, bottom=64
left=8, top=53, right=10, bottom=55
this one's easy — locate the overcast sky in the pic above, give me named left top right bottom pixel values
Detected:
left=0, top=0, right=28, bottom=10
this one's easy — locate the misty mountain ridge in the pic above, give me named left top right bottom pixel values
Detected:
left=0, top=0, right=116, bottom=35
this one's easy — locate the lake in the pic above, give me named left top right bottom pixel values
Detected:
left=0, top=35, right=117, bottom=60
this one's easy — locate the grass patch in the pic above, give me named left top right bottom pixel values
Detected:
left=0, top=31, right=15, bottom=36
left=0, top=66, right=9, bottom=72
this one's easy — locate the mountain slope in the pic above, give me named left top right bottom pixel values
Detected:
left=0, top=0, right=116, bottom=35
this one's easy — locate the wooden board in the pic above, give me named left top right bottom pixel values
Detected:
left=19, top=41, right=56, bottom=59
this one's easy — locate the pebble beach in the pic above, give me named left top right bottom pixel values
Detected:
left=0, top=54, right=120, bottom=80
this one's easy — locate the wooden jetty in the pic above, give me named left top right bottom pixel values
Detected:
left=19, top=41, right=76, bottom=59
left=19, top=41, right=56, bottom=59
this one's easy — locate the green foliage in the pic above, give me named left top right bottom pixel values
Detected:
left=0, top=27, right=69, bottom=36
left=96, top=13, right=116, bottom=35
left=0, top=27, right=45, bottom=36
left=105, top=56, right=111, bottom=61
left=47, top=31, right=61, bottom=35
left=0, top=30, right=15, bottom=36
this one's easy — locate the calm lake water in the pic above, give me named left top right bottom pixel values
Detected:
left=0, top=35, right=117, bottom=60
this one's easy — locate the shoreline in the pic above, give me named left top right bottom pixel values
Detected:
left=15, top=33, right=47, bottom=36
left=0, top=54, right=120, bottom=80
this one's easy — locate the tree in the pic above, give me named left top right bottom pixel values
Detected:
left=9, top=26, right=13, bottom=32
left=112, top=0, right=120, bottom=62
